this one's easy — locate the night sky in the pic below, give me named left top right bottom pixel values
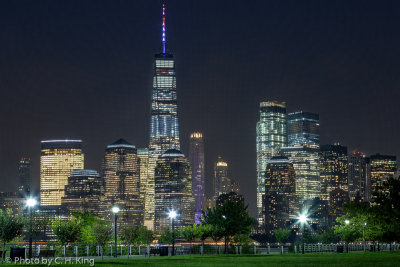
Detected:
left=0, top=0, right=399, bottom=216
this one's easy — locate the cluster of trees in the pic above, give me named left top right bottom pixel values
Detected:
left=158, top=199, right=254, bottom=253
left=334, top=178, right=400, bottom=245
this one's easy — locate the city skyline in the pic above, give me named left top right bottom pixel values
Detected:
left=1, top=0, right=400, bottom=217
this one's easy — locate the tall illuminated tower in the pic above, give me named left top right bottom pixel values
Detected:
left=145, top=1, right=181, bottom=229
left=40, top=140, right=84, bottom=206
left=256, top=101, right=287, bottom=225
left=189, top=132, right=205, bottom=224
left=369, top=154, right=397, bottom=197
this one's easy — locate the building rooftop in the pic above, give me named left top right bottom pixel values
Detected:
left=107, top=138, right=136, bottom=149
left=161, top=149, right=185, bottom=158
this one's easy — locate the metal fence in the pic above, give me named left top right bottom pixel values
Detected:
left=1, top=243, right=399, bottom=259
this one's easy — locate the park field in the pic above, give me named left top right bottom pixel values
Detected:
left=5, top=252, right=400, bottom=266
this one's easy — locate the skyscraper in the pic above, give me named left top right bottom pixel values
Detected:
left=347, top=152, right=368, bottom=202
left=369, top=154, right=397, bottom=196
left=154, top=149, right=194, bottom=231
left=214, top=156, right=231, bottom=200
left=137, top=148, right=149, bottom=205
left=281, top=111, right=320, bottom=204
left=189, top=132, right=205, bottom=224
left=146, top=2, right=180, bottom=229
left=263, top=156, right=296, bottom=236
left=18, top=157, right=31, bottom=195
left=102, top=139, right=143, bottom=226
left=61, top=169, right=104, bottom=216
left=320, top=144, right=348, bottom=201
left=256, top=101, right=287, bottom=225
left=40, top=140, right=84, bottom=206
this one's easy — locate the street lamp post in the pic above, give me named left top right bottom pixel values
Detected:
left=363, top=222, right=367, bottom=252
left=298, top=214, right=308, bottom=254
left=168, top=210, right=177, bottom=256
left=26, top=197, right=37, bottom=259
left=112, top=206, right=120, bottom=258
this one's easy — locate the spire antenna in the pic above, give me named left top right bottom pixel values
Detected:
left=162, top=1, right=166, bottom=54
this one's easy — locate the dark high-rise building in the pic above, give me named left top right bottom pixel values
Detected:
left=256, top=101, right=287, bottom=225
left=329, top=188, right=349, bottom=226
left=146, top=2, right=180, bottom=229
left=281, top=111, right=320, bottom=205
left=369, top=154, right=397, bottom=196
left=320, top=144, right=348, bottom=201
left=301, top=197, right=329, bottom=230
left=154, top=149, right=194, bottom=231
left=40, top=140, right=84, bottom=206
left=189, top=132, right=205, bottom=225
left=18, top=157, right=32, bottom=195
left=102, top=139, right=143, bottom=226
left=216, top=192, right=244, bottom=208
left=263, top=156, right=296, bottom=236
left=61, top=169, right=104, bottom=216
left=348, top=152, right=368, bottom=202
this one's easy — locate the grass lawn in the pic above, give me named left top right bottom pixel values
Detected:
left=4, top=252, right=400, bottom=266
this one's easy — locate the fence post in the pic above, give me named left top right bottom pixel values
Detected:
left=74, top=246, right=78, bottom=257
left=294, top=245, right=297, bottom=254
left=267, top=245, right=270, bottom=254
left=235, top=246, right=238, bottom=254
left=146, top=245, right=150, bottom=257
left=62, top=246, right=65, bottom=257
left=200, top=244, right=203, bottom=255
left=110, top=245, right=112, bottom=257
left=253, top=245, right=256, bottom=254
left=86, top=245, right=89, bottom=257
left=120, top=246, right=122, bottom=256
left=37, top=245, right=40, bottom=257
left=136, top=245, right=138, bottom=256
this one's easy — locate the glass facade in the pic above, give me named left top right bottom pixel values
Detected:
left=320, top=144, right=348, bottom=201
left=189, top=132, right=205, bottom=224
left=256, top=101, right=287, bottom=225
left=154, top=149, right=194, bottom=231
left=370, top=154, right=397, bottom=196
left=40, top=140, right=84, bottom=206
left=61, top=169, right=104, bottom=216
left=102, top=139, right=143, bottom=226
left=137, top=148, right=149, bottom=206
left=263, top=156, right=296, bottom=236
left=281, top=111, right=320, bottom=204
left=214, top=156, right=236, bottom=200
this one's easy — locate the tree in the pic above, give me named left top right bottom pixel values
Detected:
left=233, top=233, right=251, bottom=246
left=334, top=217, right=361, bottom=243
left=93, top=221, right=112, bottom=259
left=120, top=226, right=137, bottom=245
left=135, top=225, right=153, bottom=245
left=0, top=209, right=24, bottom=259
left=193, top=224, right=212, bottom=245
left=317, top=228, right=339, bottom=244
left=202, top=200, right=253, bottom=253
left=303, top=231, right=318, bottom=244
left=23, top=213, right=49, bottom=242
left=50, top=217, right=82, bottom=246
left=158, top=228, right=175, bottom=245
left=273, top=228, right=291, bottom=245
left=180, top=225, right=197, bottom=245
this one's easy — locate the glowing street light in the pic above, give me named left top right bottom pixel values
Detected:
left=112, top=206, right=120, bottom=258
left=169, top=210, right=178, bottom=256
left=26, top=197, right=37, bottom=259
left=297, top=213, right=309, bottom=254
left=345, top=219, right=350, bottom=225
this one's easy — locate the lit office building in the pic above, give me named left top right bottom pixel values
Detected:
left=320, top=144, right=348, bottom=201
left=370, top=154, right=397, bottom=196
left=102, top=139, right=143, bottom=226
left=18, top=157, right=32, bottom=195
left=348, top=152, right=368, bottom=202
left=263, top=156, right=296, bottom=236
left=0, top=192, right=23, bottom=214
left=216, top=192, right=244, bottom=208
left=137, top=148, right=149, bottom=204
left=61, top=169, right=104, bottom=216
left=256, top=101, right=287, bottom=225
left=154, top=149, right=194, bottom=231
left=189, top=132, right=205, bottom=224
left=146, top=2, right=181, bottom=229
left=281, top=111, right=320, bottom=205
left=40, top=140, right=84, bottom=206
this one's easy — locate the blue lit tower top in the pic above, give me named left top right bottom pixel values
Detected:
left=162, top=1, right=166, bottom=54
